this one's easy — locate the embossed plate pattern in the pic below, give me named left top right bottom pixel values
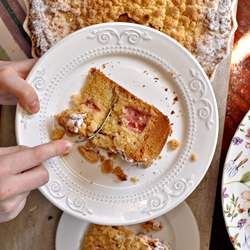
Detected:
left=15, top=23, right=218, bottom=225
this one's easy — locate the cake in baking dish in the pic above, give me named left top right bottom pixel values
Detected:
left=57, top=67, right=171, bottom=167
left=81, top=224, right=172, bottom=250
left=25, top=0, right=233, bottom=77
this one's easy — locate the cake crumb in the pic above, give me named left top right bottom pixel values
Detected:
left=112, top=153, right=118, bottom=160
left=78, top=146, right=99, bottom=163
left=107, top=151, right=117, bottom=158
left=85, top=141, right=96, bottom=149
left=168, top=139, right=180, bottom=150
left=173, top=96, right=179, bottom=105
left=143, top=219, right=163, bottom=232
left=66, top=130, right=77, bottom=137
left=101, top=159, right=114, bottom=173
left=131, top=177, right=139, bottom=183
left=191, top=153, right=198, bottom=161
left=112, top=167, right=127, bottom=181
left=51, top=129, right=65, bottom=140
left=99, top=154, right=105, bottom=162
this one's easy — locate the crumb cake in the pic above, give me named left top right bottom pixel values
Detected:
left=24, top=0, right=233, bottom=77
left=81, top=224, right=172, bottom=250
left=57, top=67, right=171, bottom=167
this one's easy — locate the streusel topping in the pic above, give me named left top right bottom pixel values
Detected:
left=25, top=0, right=233, bottom=77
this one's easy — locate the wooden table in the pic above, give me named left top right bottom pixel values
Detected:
left=0, top=1, right=249, bottom=249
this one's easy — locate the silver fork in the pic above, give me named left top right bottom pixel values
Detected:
left=74, top=97, right=117, bottom=144
left=74, top=108, right=112, bottom=144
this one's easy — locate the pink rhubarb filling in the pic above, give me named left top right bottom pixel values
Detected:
left=122, top=105, right=151, bottom=133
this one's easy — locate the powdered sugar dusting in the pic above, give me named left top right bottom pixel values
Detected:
left=26, top=0, right=76, bottom=56
left=195, top=0, right=232, bottom=76
left=138, top=233, right=172, bottom=250
left=27, top=0, right=54, bottom=55
left=66, top=113, right=86, bottom=133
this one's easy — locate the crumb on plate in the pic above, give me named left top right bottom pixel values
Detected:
left=131, top=177, right=139, bottom=183
left=112, top=166, right=127, bottom=181
left=78, top=146, right=99, bottom=163
left=168, top=139, right=180, bottom=150
left=191, top=153, right=198, bottom=161
left=51, top=129, right=65, bottom=140
left=143, top=219, right=163, bottom=232
left=101, top=159, right=114, bottom=173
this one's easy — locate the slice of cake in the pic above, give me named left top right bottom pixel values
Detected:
left=57, top=68, right=171, bottom=168
left=81, top=224, right=172, bottom=250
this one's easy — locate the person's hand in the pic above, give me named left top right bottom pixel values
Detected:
left=0, top=59, right=40, bottom=113
left=0, top=140, right=72, bottom=223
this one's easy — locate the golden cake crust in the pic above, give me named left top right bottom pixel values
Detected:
left=25, top=0, right=233, bottom=77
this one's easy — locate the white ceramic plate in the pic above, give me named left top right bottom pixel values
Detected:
left=15, top=22, right=218, bottom=225
left=56, top=201, right=199, bottom=250
left=222, top=110, right=250, bottom=249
